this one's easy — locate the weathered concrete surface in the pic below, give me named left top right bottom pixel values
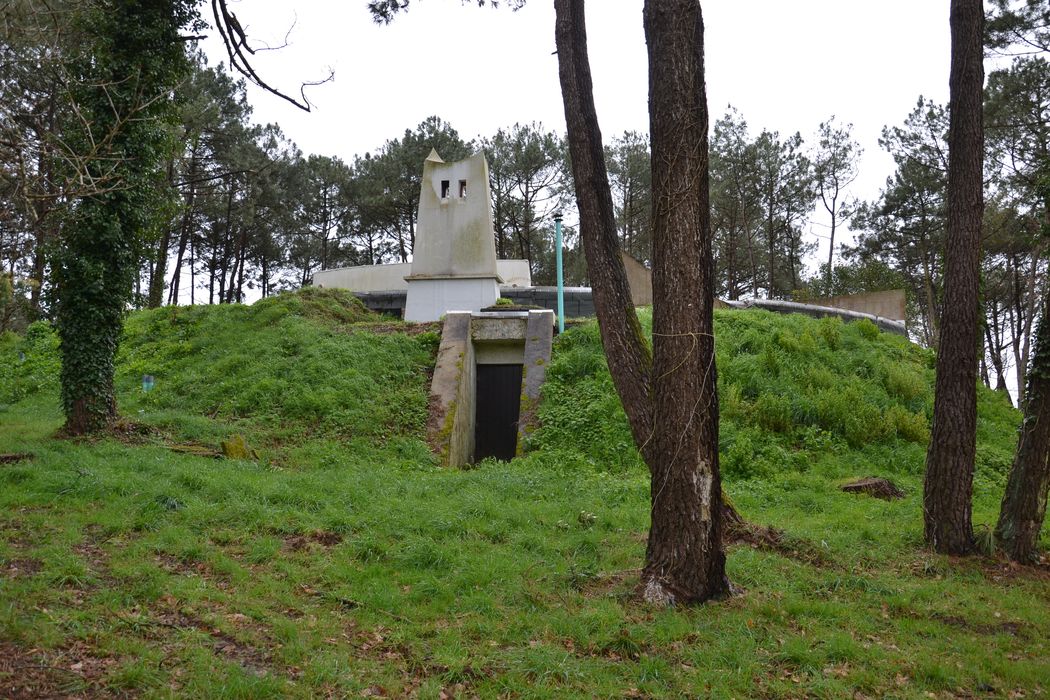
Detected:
left=500, top=287, right=597, bottom=319
left=475, top=343, right=526, bottom=365
left=409, top=151, right=499, bottom=279
left=313, top=259, right=531, bottom=293
left=805, top=289, right=907, bottom=323
left=428, top=312, right=475, bottom=467
left=428, top=311, right=554, bottom=467
left=519, top=310, right=555, bottom=450
left=472, top=313, right=528, bottom=366
left=724, top=298, right=907, bottom=336
left=621, top=253, right=653, bottom=307
left=404, top=277, right=500, bottom=322
left=405, top=151, right=501, bottom=321
left=495, top=260, right=532, bottom=288
left=471, top=314, right=528, bottom=342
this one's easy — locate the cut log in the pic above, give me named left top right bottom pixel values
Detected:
left=841, top=477, right=905, bottom=500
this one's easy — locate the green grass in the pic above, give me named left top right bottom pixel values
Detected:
left=1, top=291, right=1047, bottom=698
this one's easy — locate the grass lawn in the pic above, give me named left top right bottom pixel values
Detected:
left=1, top=290, right=1047, bottom=698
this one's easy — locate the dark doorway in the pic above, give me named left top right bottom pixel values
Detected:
left=474, top=364, right=523, bottom=462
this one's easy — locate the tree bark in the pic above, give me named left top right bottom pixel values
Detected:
left=996, top=307, right=1050, bottom=563
left=924, top=0, right=984, bottom=555
left=553, top=0, right=653, bottom=450
left=641, top=0, right=730, bottom=604
left=555, top=0, right=729, bottom=605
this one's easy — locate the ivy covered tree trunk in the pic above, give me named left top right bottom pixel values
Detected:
left=923, top=0, right=984, bottom=555
left=996, top=309, right=1050, bottom=562
left=52, top=0, right=193, bottom=434
left=555, top=0, right=729, bottom=604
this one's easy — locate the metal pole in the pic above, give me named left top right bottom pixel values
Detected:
left=554, top=212, right=564, bottom=333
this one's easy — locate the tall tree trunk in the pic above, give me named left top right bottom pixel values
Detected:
left=553, top=0, right=653, bottom=451
left=995, top=291, right=1050, bottom=562
left=148, top=154, right=178, bottom=308
left=924, top=0, right=984, bottom=555
left=641, top=0, right=729, bottom=604
left=189, top=236, right=196, bottom=305
left=766, top=185, right=776, bottom=298
left=55, top=0, right=185, bottom=435
left=826, top=206, right=837, bottom=284
left=555, top=0, right=728, bottom=605
left=166, top=137, right=200, bottom=306
left=996, top=306, right=1050, bottom=563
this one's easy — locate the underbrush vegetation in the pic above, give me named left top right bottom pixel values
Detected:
left=1, top=293, right=1045, bottom=698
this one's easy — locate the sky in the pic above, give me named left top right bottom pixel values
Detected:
left=203, top=0, right=955, bottom=265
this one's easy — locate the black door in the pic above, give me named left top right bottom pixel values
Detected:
left=474, top=364, right=523, bottom=462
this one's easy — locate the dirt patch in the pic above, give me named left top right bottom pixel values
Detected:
left=0, top=453, right=34, bottom=465
left=130, top=597, right=274, bottom=677
left=0, top=640, right=119, bottom=699
left=74, top=530, right=116, bottom=587
left=723, top=503, right=834, bottom=568
left=2, top=557, right=42, bottom=578
left=154, top=552, right=214, bottom=580
left=892, top=606, right=1028, bottom=638
left=929, top=612, right=1025, bottom=637
left=841, top=477, right=905, bottom=500
left=580, top=569, right=641, bottom=600
left=55, top=418, right=159, bottom=445
left=352, top=321, right=441, bottom=336
left=972, top=554, right=1050, bottom=586
left=167, top=443, right=222, bottom=458
left=283, top=530, right=343, bottom=552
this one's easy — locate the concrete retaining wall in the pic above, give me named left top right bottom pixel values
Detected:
left=724, top=299, right=907, bottom=336
left=804, top=290, right=906, bottom=323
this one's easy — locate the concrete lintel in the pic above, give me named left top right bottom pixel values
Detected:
left=471, top=315, right=528, bottom=342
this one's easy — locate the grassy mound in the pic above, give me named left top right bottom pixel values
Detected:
left=2, top=288, right=439, bottom=444
left=536, top=309, right=1018, bottom=491
left=1, top=299, right=1046, bottom=699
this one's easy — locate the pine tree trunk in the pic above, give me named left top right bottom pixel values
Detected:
left=924, top=0, right=984, bottom=555
left=554, top=0, right=653, bottom=451
left=555, top=0, right=728, bottom=605
left=641, top=0, right=730, bottom=604
left=148, top=155, right=177, bottom=308
left=996, top=310, right=1050, bottom=563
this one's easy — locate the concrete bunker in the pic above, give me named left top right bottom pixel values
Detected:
left=428, top=309, right=554, bottom=467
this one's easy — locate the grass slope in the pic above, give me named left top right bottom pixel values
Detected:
left=0, top=292, right=1046, bottom=699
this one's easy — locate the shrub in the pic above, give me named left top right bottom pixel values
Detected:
left=754, top=393, right=793, bottom=433
left=854, top=318, right=880, bottom=340
left=884, top=405, right=930, bottom=444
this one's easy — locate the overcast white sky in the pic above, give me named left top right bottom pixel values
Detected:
left=203, top=0, right=954, bottom=261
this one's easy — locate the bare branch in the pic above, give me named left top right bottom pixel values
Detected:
left=210, top=0, right=333, bottom=112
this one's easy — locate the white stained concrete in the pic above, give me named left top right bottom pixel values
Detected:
left=407, top=150, right=500, bottom=280
left=312, top=259, right=532, bottom=293
left=405, top=150, right=502, bottom=321
left=403, top=277, right=500, bottom=322
left=497, top=260, right=532, bottom=288
left=313, top=263, right=412, bottom=292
